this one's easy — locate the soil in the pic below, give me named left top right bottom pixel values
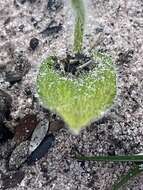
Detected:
left=0, top=0, right=143, bottom=190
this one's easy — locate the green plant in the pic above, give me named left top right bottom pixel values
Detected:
left=37, top=0, right=142, bottom=189
left=37, top=0, right=117, bottom=134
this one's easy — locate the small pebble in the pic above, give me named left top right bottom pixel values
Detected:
left=29, top=37, right=39, bottom=51
left=19, top=24, right=25, bottom=32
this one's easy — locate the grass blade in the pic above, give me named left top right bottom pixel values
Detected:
left=75, top=154, right=143, bottom=162
left=112, top=165, right=143, bottom=190
left=74, top=154, right=143, bottom=189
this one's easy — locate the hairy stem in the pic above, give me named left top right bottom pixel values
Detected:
left=71, top=0, right=85, bottom=53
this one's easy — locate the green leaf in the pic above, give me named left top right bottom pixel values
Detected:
left=37, top=52, right=117, bottom=134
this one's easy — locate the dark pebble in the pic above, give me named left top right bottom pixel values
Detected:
left=14, top=114, right=38, bottom=145
left=95, top=26, right=104, bottom=33
left=107, top=145, right=115, bottom=156
left=107, top=125, right=112, bottom=129
left=0, top=124, right=14, bottom=144
left=29, top=38, right=39, bottom=51
left=41, top=21, right=62, bottom=37
left=1, top=171, right=25, bottom=189
left=31, top=17, right=35, bottom=22
left=0, top=89, right=12, bottom=122
left=18, top=24, right=25, bottom=32
left=33, top=22, right=38, bottom=27
left=47, top=0, right=63, bottom=12
left=27, top=134, right=55, bottom=165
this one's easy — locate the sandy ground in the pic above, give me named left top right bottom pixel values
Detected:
left=0, top=0, right=143, bottom=189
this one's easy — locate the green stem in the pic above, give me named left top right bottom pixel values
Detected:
left=75, top=154, right=143, bottom=162
left=71, top=0, right=85, bottom=53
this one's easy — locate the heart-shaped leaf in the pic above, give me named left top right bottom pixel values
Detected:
left=37, top=52, right=117, bottom=134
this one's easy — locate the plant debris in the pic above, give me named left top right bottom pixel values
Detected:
left=40, top=21, right=62, bottom=37
left=14, top=114, right=38, bottom=145
left=54, top=53, right=98, bottom=76
left=8, top=140, right=30, bottom=170
left=29, top=119, right=49, bottom=154
left=27, top=134, right=55, bottom=165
